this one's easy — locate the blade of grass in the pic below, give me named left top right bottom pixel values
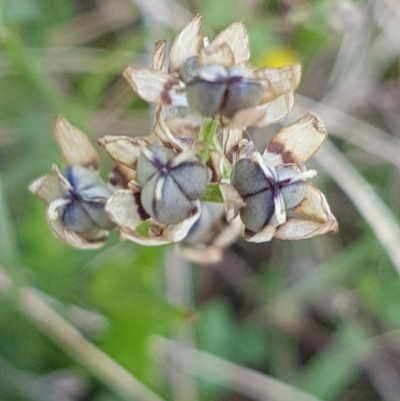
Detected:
left=0, top=173, right=17, bottom=268
left=1, top=28, right=87, bottom=123
left=0, top=267, right=167, bottom=401
left=314, top=140, right=400, bottom=276
left=152, top=336, right=326, bottom=401
left=295, top=95, right=400, bottom=172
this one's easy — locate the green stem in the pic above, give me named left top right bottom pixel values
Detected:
left=197, top=119, right=219, bottom=163
left=201, top=183, right=224, bottom=203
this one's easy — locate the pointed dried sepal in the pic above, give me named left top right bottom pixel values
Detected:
left=169, top=14, right=204, bottom=74
left=266, top=113, right=328, bottom=165
left=162, top=113, right=201, bottom=147
left=105, top=189, right=148, bottom=232
left=223, top=92, right=294, bottom=129
left=255, top=64, right=301, bottom=104
left=198, top=42, right=235, bottom=68
left=153, top=109, right=196, bottom=151
left=274, top=217, right=338, bottom=240
left=208, top=22, right=249, bottom=67
left=54, top=117, right=99, bottom=170
left=107, top=190, right=202, bottom=246
left=28, top=174, right=63, bottom=203
left=274, top=183, right=339, bottom=240
left=153, top=40, right=167, bottom=70
left=243, top=222, right=276, bottom=243
left=98, top=135, right=155, bottom=169
left=293, top=183, right=337, bottom=224
left=123, top=67, right=188, bottom=107
left=45, top=208, right=108, bottom=249
left=222, top=128, right=244, bottom=163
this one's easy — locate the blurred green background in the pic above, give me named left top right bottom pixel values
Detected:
left=2, top=0, right=400, bottom=400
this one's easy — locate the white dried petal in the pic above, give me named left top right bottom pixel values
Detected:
left=265, top=113, right=328, bottom=164
left=243, top=222, right=276, bottom=243
left=105, top=189, right=147, bottom=232
left=119, top=202, right=202, bottom=246
left=224, top=92, right=294, bottom=128
left=274, top=217, right=339, bottom=240
left=222, top=127, right=244, bottom=163
left=254, top=64, right=301, bottom=103
left=98, top=135, right=154, bottom=169
left=208, top=22, right=249, bottom=66
left=153, top=40, right=167, bottom=70
left=123, top=67, right=188, bottom=107
left=169, top=14, right=204, bottom=75
left=153, top=109, right=194, bottom=151
left=28, top=174, right=63, bottom=203
left=292, top=183, right=338, bottom=226
left=198, top=42, right=235, bottom=68
left=54, top=117, right=99, bottom=170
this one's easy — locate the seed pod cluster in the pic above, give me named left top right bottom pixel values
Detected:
left=60, top=165, right=114, bottom=233
left=180, top=57, right=263, bottom=118
left=136, top=146, right=209, bottom=225
left=231, top=158, right=307, bottom=233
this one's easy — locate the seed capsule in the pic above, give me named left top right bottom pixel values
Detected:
left=60, top=165, right=114, bottom=233
left=231, top=158, right=308, bottom=233
left=231, top=158, right=274, bottom=232
left=136, top=146, right=208, bottom=225
left=276, top=167, right=307, bottom=209
left=180, top=58, right=263, bottom=118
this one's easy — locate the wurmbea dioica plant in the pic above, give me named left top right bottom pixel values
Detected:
left=29, top=15, right=338, bottom=259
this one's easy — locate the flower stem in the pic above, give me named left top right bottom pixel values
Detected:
left=201, top=183, right=224, bottom=203
left=197, top=119, right=219, bottom=163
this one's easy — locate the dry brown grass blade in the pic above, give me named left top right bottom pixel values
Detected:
left=314, top=140, right=400, bottom=275
left=0, top=268, right=166, bottom=401
left=152, top=336, right=325, bottom=401
left=295, top=95, right=400, bottom=171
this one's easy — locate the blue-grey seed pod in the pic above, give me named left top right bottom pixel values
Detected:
left=276, top=167, right=307, bottom=209
left=239, top=188, right=274, bottom=233
left=61, top=166, right=114, bottom=232
left=179, top=56, right=199, bottom=84
left=186, top=80, right=227, bottom=117
left=223, top=80, right=263, bottom=118
left=136, top=147, right=175, bottom=185
left=230, top=158, right=270, bottom=197
left=136, top=146, right=208, bottom=225
left=184, top=65, right=263, bottom=118
left=231, top=158, right=275, bottom=232
left=170, top=163, right=209, bottom=200
left=141, top=175, right=194, bottom=224
left=62, top=199, right=98, bottom=233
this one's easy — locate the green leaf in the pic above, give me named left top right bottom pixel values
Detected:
left=0, top=172, right=17, bottom=268
left=91, top=244, right=182, bottom=379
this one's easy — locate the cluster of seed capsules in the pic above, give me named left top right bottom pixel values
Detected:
left=29, top=15, right=338, bottom=263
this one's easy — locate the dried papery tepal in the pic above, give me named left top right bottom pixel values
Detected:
left=228, top=113, right=338, bottom=242
left=28, top=118, right=114, bottom=249
left=179, top=202, right=242, bottom=264
left=122, top=14, right=301, bottom=129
